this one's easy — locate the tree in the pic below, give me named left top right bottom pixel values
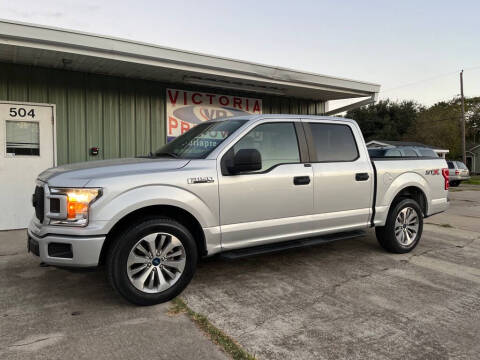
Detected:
left=346, top=97, right=480, bottom=160
left=345, top=100, right=423, bottom=142
left=406, top=97, right=480, bottom=159
left=464, top=97, right=480, bottom=144
left=406, top=100, right=462, bottom=159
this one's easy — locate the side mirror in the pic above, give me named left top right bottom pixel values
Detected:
left=228, top=148, right=262, bottom=174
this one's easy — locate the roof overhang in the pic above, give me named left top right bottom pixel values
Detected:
left=0, top=19, right=380, bottom=101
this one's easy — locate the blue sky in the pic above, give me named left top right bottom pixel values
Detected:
left=1, top=0, right=479, bottom=108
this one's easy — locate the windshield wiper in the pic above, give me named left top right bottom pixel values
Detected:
left=154, top=152, right=179, bottom=158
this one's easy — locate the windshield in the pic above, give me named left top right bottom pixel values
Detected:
left=154, top=120, right=247, bottom=159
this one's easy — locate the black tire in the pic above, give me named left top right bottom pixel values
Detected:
left=375, top=198, right=423, bottom=253
left=450, top=181, right=459, bottom=187
left=106, top=217, right=198, bottom=306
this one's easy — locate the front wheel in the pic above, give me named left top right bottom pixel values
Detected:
left=375, top=198, right=423, bottom=253
left=106, top=217, right=198, bottom=306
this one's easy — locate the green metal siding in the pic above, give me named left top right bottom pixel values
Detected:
left=119, top=80, right=135, bottom=158
left=85, top=75, right=104, bottom=162
left=67, top=72, right=86, bottom=164
left=103, top=77, right=120, bottom=160
left=470, top=147, right=480, bottom=174
left=48, top=69, right=69, bottom=164
left=1, top=63, right=324, bottom=165
left=150, top=86, right=166, bottom=152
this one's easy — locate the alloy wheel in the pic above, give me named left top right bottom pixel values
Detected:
left=394, top=207, right=419, bottom=246
left=126, top=232, right=186, bottom=293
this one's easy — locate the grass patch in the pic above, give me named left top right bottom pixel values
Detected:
left=464, top=175, right=480, bottom=185
left=170, top=297, right=256, bottom=360
left=464, top=179, right=480, bottom=185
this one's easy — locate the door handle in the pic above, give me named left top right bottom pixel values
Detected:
left=355, top=173, right=369, bottom=181
left=293, top=176, right=310, bottom=185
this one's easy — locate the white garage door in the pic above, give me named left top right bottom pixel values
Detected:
left=0, top=102, right=56, bottom=230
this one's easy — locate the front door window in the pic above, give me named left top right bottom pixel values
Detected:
left=232, top=122, right=300, bottom=172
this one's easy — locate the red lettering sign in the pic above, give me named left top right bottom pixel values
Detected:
left=253, top=100, right=261, bottom=113
left=192, top=93, right=202, bottom=104
left=181, top=121, right=190, bottom=134
left=233, top=97, right=242, bottom=109
left=219, top=96, right=229, bottom=106
left=168, top=90, right=179, bottom=106
left=168, top=117, right=178, bottom=135
left=166, top=88, right=262, bottom=141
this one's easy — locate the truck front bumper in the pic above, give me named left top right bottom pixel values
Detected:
left=27, top=229, right=105, bottom=267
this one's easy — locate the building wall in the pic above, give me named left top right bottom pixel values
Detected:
left=0, top=62, right=325, bottom=165
left=469, top=148, right=480, bottom=174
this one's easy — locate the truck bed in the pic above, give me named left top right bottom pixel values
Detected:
left=371, top=157, right=449, bottom=227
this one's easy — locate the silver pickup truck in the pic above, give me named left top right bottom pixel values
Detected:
left=28, top=115, right=449, bottom=305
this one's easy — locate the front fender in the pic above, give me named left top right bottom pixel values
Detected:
left=91, top=185, right=218, bottom=233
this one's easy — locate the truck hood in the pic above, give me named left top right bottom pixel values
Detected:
left=39, top=157, right=190, bottom=187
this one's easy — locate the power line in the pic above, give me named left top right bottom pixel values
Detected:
left=382, top=65, right=480, bottom=93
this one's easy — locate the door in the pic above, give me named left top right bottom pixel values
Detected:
left=0, top=102, right=55, bottom=230
left=304, top=121, right=373, bottom=233
left=218, top=121, right=314, bottom=250
left=466, top=157, right=472, bottom=173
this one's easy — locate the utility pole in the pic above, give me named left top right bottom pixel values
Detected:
left=460, top=70, right=466, bottom=164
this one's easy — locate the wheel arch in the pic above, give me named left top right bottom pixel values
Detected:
left=379, top=172, right=431, bottom=219
left=389, top=186, right=428, bottom=217
left=99, top=205, right=207, bottom=265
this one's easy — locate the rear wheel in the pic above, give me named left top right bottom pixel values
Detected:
left=106, top=217, right=197, bottom=306
left=376, top=198, right=423, bottom=253
left=450, top=181, right=459, bottom=187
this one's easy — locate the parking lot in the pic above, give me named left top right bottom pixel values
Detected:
left=1, top=185, right=479, bottom=360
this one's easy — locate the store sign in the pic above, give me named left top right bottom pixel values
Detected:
left=166, top=88, right=262, bottom=141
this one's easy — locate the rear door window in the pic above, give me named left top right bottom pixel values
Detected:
left=447, top=161, right=455, bottom=169
left=308, top=123, right=359, bottom=162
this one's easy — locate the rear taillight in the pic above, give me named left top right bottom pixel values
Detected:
left=442, top=168, right=449, bottom=190
left=455, top=170, right=459, bottom=175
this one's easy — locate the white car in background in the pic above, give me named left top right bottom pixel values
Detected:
left=447, top=161, right=471, bottom=187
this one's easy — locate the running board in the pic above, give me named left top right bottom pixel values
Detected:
left=219, top=230, right=366, bottom=260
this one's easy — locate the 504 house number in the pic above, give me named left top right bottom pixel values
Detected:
left=9, top=107, right=36, bottom=118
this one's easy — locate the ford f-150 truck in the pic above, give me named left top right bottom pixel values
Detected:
left=28, top=115, right=449, bottom=305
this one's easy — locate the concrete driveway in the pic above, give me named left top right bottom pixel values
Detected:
left=1, top=185, right=479, bottom=359
left=0, top=232, right=228, bottom=360
left=183, top=185, right=480, bottom=359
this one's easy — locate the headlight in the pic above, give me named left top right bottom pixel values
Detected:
left=48, top=187, right=102, bottom=226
